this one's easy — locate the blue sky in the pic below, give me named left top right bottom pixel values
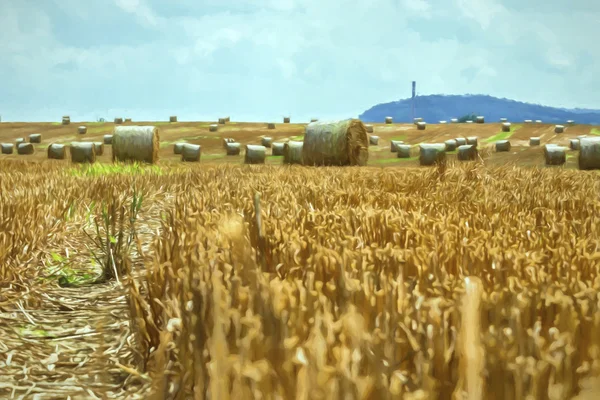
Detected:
left=1, top=0, right=598, bottom=122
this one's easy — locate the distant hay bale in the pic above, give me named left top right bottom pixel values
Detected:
left=283, top=117, right=291, bottom=123
left=267, top=123, right=275, bottom=129
left=17, top=143, right=34, bottom=155
left=457, top=144, right=477, bottom=161
left=450, top=118, right=458, bottom=123
left=70, top=142, right=96, bottom=163
left=222, top=138, right=235, bottom=148
left=47, top=143, right=66, bottom=160
left=385, top=117, right=393, bottom=124
left=93, top=142, right=105, bottom=156
left=396, top=144, right=411, bottom=158
left=181, top=144, right=201, bottom=162
left=579, top=137, right=600, bottom=170
left=502, top=122, right=511, bottom=132
left=78, top=126, right=87, bottom=134
left=125, top=118, right=132, bottom=122
left=390, top=140, right=403, bottom=152
left=544, top=145, right=566, bottom=165
left=413, top=117, right=422, bottom=125
left=466, top=120, right=473, bottom=124
left=15, top=138, right=25, bottom=145
left=210, top=124, right=218, bottom=132
left=369, top=135, right=379, bottom=145
left=261, top=137, right=273, bottom=148
left=310, top=118, right=318, bottom=122
left=272, top=142, right=284, bottom=156
left=226, top=142, right=241, bottom=155
left=444, top=139, right=457, bottom=151
left=500, top=118, right=507, bottom=122
left=174, top=143, right=184, bottom=154
left=283, top=141, right=303, bottom=164
left=62, top=116, right=70, bottom=125
left=455, top=137, right=467, bottom=146
left=169, top=116, right=177, bottom=123
left=416, top=121, right=426, bottom=130
left=570, top=139, right=580, bottom=150
left=302, top=119, right=368, bottom=166
left=554, top=125, right=565, bottom=133
left=535, top=120, right=542, bottom=124
left=466, top=136, right=478, bottom=147
left=103, top=134, right=113, bottom=145
left=29, top=134, right=41, bottom=143
left=244, top=144, right=266, bottom=164
left=530, top=137, right=541, bottom=146
left=218, top=118, right=226, bottom=124
left=419, top=144, right=446, bottom=166
left=524, top=119, right=532, bottom=123
left=1, top=143, right=14, bottom=154
left=114, top=118, right=123, bottom=124
left=475, top=116, right=485, bottom=123
left=495, top=140, right=511, bottom=152
left=365, top=124, right=374, bottom=133
left=567, top=120, right=575, bottom=125
left=439, top=120, right=447, bottom=124
left=112, top=126, right=159, bottom=164
left=225, top=116, right=230, bottom=122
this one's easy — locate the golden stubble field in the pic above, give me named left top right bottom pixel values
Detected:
left=1, top=120, right=600, bottom=399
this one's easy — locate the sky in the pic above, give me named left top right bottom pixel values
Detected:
left=1, top=0, right=599, bottom=122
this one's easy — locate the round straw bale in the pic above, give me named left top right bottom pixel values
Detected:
left=93, top=142, right=105, bottom=156
left=283, top=141, right=303, bottom=164
left=174, top=143, right=184, bottom=154
left=475, top=116, right=485, bottom=123
left=466, top=120, right=473, bottom=124
left=500, top=118, right=507, bottom=122
left=413, top=117, right=423, bottom=125
left=47, top=143, right=66, bottom=159
left=15, top=138, right=25, bottom=145
left=466, top=136, right=478, bottom=147
left=181, top=144, right=201, bottom=162
left=261, top=137, right=273, bottom=148
left=1, top=143, right=14, bottom=154
left=524, top=119, right=532, bottom=123
left=554, top=125, right=564, bottom=133
left=544, top=145, right=566, bottom=165
left=244, top=144, right=266, bottom=164
left=125, top=118, right=132, bottom=122
left=267, top=123, right=275, bottom=129
left=365, top=124, right=374, bottom=133
left=218, top=118, right=226, bottom=124
left=114, top=118, right=123, bottom=124
left=444, top=139, right=457, bottom=151
left=455, top=137, right=467, bottom=146
left=222, top=138, right=235, bottom=148
left=502, top=122, right=511, bottom=132
left=451, top=118, right=458, bottom=123
left=396, top=144, right=412, bottom=158
left=272, top=142, right=284, bottom=156
left=310, top=118, right=318, bottom=122
left=390, top=140, right=404, bottom=152
left=283, top=117, right=291, bottom=123
left=439, top=120, right=447, bottom=124
left=419, top=144, right=446, bottom=166
left=226, top=142, right=241, bottom=155
left=104, top=134, right=113, bottom=144
left=225, top=116, right=230, bottom=122
left=29, top=134, right=41, bottom=143
left=567, top=120, right=575, bottom=125
left=62, top=116, right=70, bottom=125
left=369, top=135, right=379, bottom=145
left=78, top=126, right=87, bottom=134
left=530, top=137, right=541, bottom=146
left=570, top=139, right=580, bottom=150
left=112, top=126, right=159, bottom=164
left=535, top=120, right=542, bottom=124
left=385, top=117, right=393, bottom=124
left=457, top=144, right=477, bottom=161
left=70, top=142, right=96, bottom=163
left=416, top=121, right=426, bottom=130
left=169, top=116, right=177, bottom=123
left=209, top=124, right=219, bottom=132
left=302, top=119, right=368, bottom=166
left=17, top=143, right=34, bottom=155
left=495, top=140, right=511, bottom=152
left=578, top=137, right=600, bottom=170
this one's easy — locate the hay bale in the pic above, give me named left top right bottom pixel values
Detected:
left=495, top=140, right=511, bottom=152
left=396, top=144, right=412, bottom=158
left=104, top=135, right=113, bottom=144
left=62, top=116, right=70, bottom=125
left=413, top=117, right=422, bottom=125
left=209, top=124, right=218, bottom=132
left=450, top=118, right=458, bottom=123
left=385, top=117, right=393, bottom=124
left=29, top=134, right=41, bottom=143
left=261, top=137, right=273, bottom=148
left=169, top=116, right=177, bottom=123
left=1, top=143, right=14, bottom=154
left=579, top=137, right=600, bottom=170
left=530, top=137, right=541, bottom=146
left=567, top=120, right=575, bottom=126
left=310, top=118, right=318, bottom=122
left=226, top=142, right=241, bottom=155
left=466, top=120, right=473, bottom=124
left=439, top=120, right=447, bottom=124
left=524, top=119, right=532, bottom=123
left=466, top=136, right=478, bottom=147
left=218, top=118, right=226, bottom=124
left=283, top=141, right=303, bottom=164
left=475, top=116, right=485, bottom=123
left=444, top=139, right=457, bottom=151
left=114, top=118, right=123, bottom=124
left=125, top=118, right=132, bottom=122
left=244, top=144, right=266, bottom=164
left=181, top=144, right=201, bottom=162
left=554, top=125, right=565, bottom=133
left=455, top=137, right=467, bottom=146
left=47, top=143, right=66, bottom=159
left=544, top=145, right=566, bottom=165
left=272, top=142, right=284, bottom=156
left=112, top=126, right=159, bottom=164
left=369, top=135, right=379, bottom=145
left=416, top=121, right=426, bottom=130
left=174, top=143, right=185, bottom=154
left=78, top=126, right=87, bottom=134
left=225, top=116, right=230, bottom=122
left=419, top=144, right=446, bottom=166
left=222, top=138, right=235, bottom=148
left=70, top=142, right=96, bottom=163
left=535, top=120, right=542, bottom=124
left=267, top=123, right=275, bottom=129
left=302, top=119, right=368, bottom=166
left=15, top=138, right=25, bottom=145
left=570, top=139, right=580, bottom=150
left=500, top=118, right=507, bottom=122
left=17, top=143, right=34, bottom=155
left=390, top=140, right=404, bottom=152
left=283, top=117, right=291, bottom=123
left=93, top=142, right=105, bottom=156
left=365, top=124, right=374, bottom=133
left=502, top=122, right=511, bottom=132
left=457, top=144, right=477, bottom=161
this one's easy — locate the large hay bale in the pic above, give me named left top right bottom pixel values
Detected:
left=114, top=118, right=123, bottom=124
left=495, top=140, right=511, bottom=152
left=283, top=141, right=303, bottom=164
left=47, top=143, right=66, bottom=160
left=218, top=118, right=226, bottom=124
left=466, top=136, right=478, bottom=147
left=181, top=144, right=201, bottom=162
left=267, top=123, right=275, bottom=129
left=475, top=116, right=485, bottom=123
left=225, top=116, right=230, bottom=122
left=413, top=117, right=422, bottom=125
left=450, top=118, right=458, bottom=123
left=70, top=142, right=96, bottom=163
left=530, top=137, right=541, bottom=146
left=396, top=144, right=411, bottom=158
left=417, top=121, right=426, bottom=130
left=500, top=118, right=508, bottom=122
left=535, top=120, right=542, bottom=124
left=419, top=144, right=446, bottom=166
left=62, top=116, right=70, bottom=125
left=125, top=118, right=132, bottom=122
left=112, top=126, right=159, bottom=164
left=524, top=119, right=532, bottom=123
left=457, top=144, right=477, bottom=161
left=455, top=137, right=467, bottom=146
left=244, top=144, right=266, bottom=164
left=174, top=143, right=185, bottom=154
left=310, top=118, right=318, bottom=122
left=390, top=140, right=404, bottom=152
left=570, top=139, right=580, bottom=150
left=579, top=137, right=600, bottom=170
left=385, top=117, right=393, bottom=124
left=78, top=126, right=87, bottom=134
left=369, top=135, right=379, bottom=145
left=439, top=120, right=447, bottom=124
left=302, top=119, right=368, bottom=166
left=104, top=134, right=113, bottom=144
left=226, top=142, right=241, bottom=155
left=567, top=120, right=575, bottom=126
left=209, top=124, right=218, bottom=132
left=29, top=134, right=41, bottom=143
left=466, top=120, right=473, bottom=124
left=502, top=122, right=511, bottom=132
left=544, top=145, right=566, bottom=165
left=17, top=143, right=34, bottom=155
left=93, top=142, right=105, bottom=156
left=222, top=138, right=235, bottom=148
left=444, top=139, right=457, bottom=151
left=272, top=142, right=284, bottom=156
left=365, top=124, right=374, bottom=133
left=283, top=117, right=290, bottom=123
left=169, top=116, right=177, bottom=123
left=1, top=143, right=14, bottom=154
left=261, top=137, right=273, bottom=148
left=15, top=138, right=25, bottom=145
left=554, top=125, right=565, bottom=133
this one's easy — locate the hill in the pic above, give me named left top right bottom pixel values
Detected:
left=359, top=94, right=600, bottom=124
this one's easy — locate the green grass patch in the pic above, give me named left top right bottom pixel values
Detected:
left=484, top=124, right=522, bottom=143
left=68, top=162, right=163, bottom=177
left=590, top=128, right=600, bottom=136
left=391, top=134, right=407, bottom=141
left=290, top=135, right=304, bottom=141
left=40, top=252, right=99, bottom=288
